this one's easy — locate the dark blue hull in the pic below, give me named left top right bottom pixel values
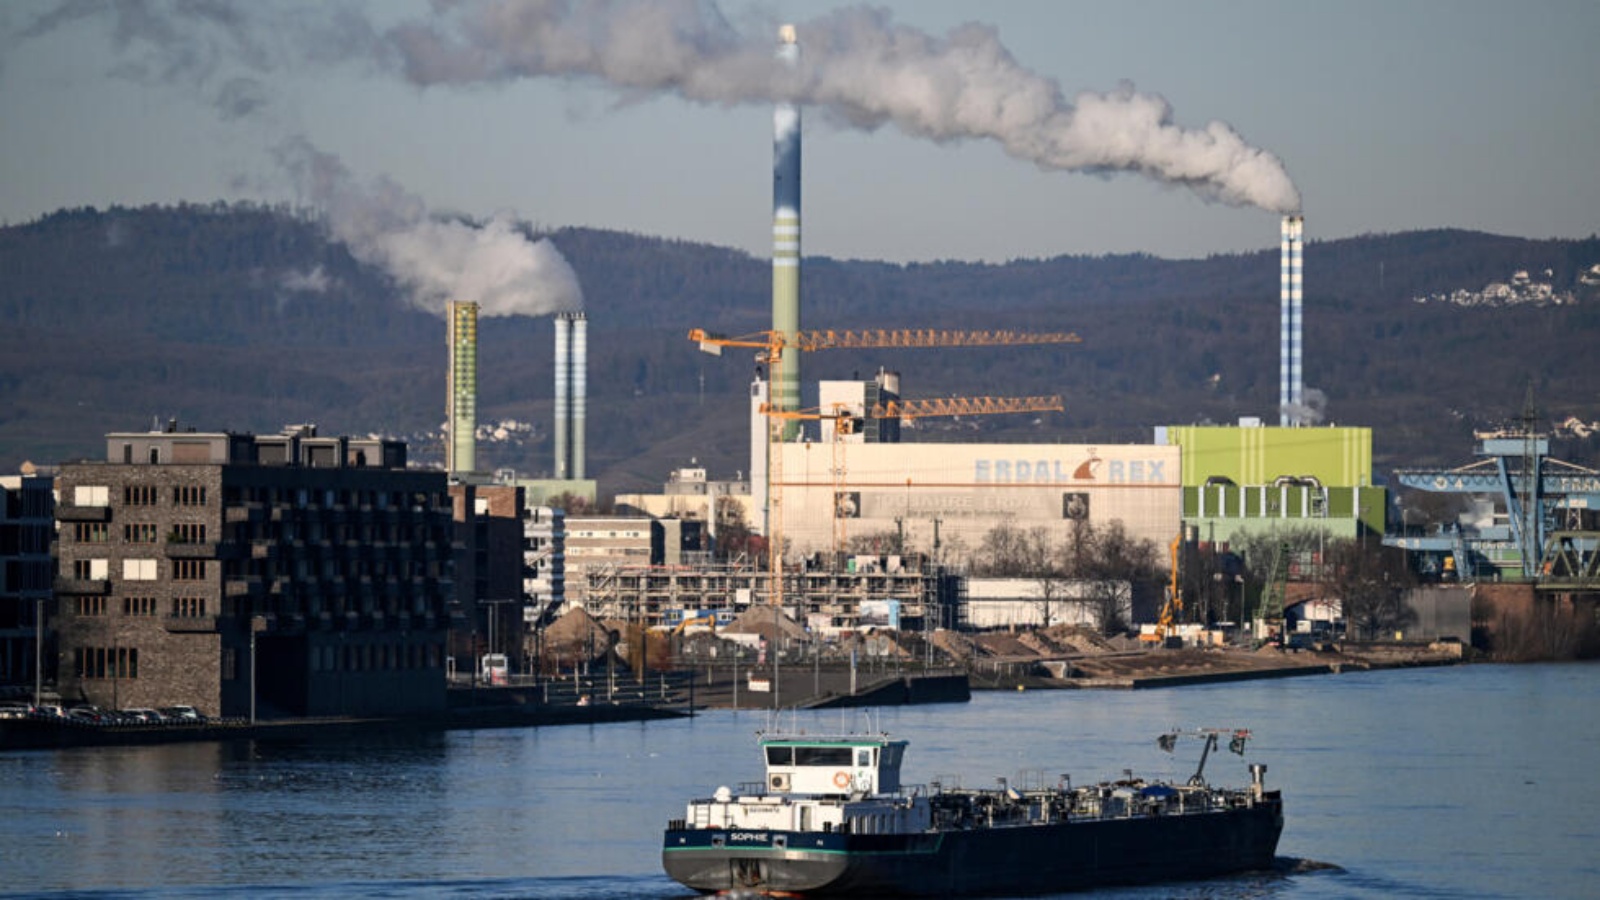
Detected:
left=663, top=793, right=1284, bottom=896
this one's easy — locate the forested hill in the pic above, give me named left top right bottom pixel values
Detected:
left=3, top=203, right=1598, bottom=493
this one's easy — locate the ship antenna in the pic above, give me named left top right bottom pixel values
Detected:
left=1188, top=733, right=1219, bottom=787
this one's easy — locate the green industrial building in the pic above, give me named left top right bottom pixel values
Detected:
left=1160, top=424, right=1386, bottom=542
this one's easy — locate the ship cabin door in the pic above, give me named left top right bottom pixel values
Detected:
left=799, top=805, right=812, bottom=831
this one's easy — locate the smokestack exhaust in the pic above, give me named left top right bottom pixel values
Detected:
left=447, top=300, right=479, bottom=474
left=772, top=24, right=801, bottom=439
left=1279, top=215, right=1304, bottom=427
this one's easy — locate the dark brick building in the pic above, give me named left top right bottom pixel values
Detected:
left=448, top=482, right=527, bottom=672
left=54, top=424, right=455, bottom=718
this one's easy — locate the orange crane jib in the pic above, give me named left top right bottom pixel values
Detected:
left=760, top=396, right=1063, bottom=421
left=688, top=328, right=1082, bottom=353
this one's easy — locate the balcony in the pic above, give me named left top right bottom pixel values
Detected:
left=164, top=615, right=219, bottom=633
left=56, top=505, right=111, bottom=522
left=54, top=577, right=110, bottom=595
left=164, top=541, right=220, bottom=559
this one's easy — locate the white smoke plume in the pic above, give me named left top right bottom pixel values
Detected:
left=279, top=264, right=333, bottom=294
left=1280, top=387, right=1328, bottom=426
left=273, top=136, right=584, bottom=318
left=12, top=0, right=1300, bottom=214
left=9, top=1, right=583, bottom=318
left=384, top=1, right=1301, bottom=213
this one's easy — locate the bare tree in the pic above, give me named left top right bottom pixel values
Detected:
left=973, top=524, right=1050, bottom=576
left=713, top=496, right=756, bottom=562
left=972, top=524, right=1070, bottom=626
left=1323, top=537, right=1415, bottom=640
left=1067, top=520, right=1162, bottom=635
left=847, top=528, right=902, bottom=554
left=969, top=521, right=1161, bottom=634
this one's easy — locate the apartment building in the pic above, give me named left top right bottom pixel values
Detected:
left=54, top=424, right=454, bottom=717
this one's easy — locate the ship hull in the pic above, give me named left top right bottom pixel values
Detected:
left=663, top=796, right=1283, bottom=897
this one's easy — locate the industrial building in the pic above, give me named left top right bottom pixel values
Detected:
left=766, top=437, right=1182, bottom=560
left=614, top=465, right=754, bottom=543
left=1161, top=422, right=1385, bottom=541
left=1386, top=426, right=1600, bottom=582
left=53, top=424, right=455, bottom=718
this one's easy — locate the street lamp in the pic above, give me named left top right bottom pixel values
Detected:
left=34, top=598, right=44, bottom=708
left=249, top=615, right=267, bottom=724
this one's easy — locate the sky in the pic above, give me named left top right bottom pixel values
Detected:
left=1, top=0, right=1597, bottom=268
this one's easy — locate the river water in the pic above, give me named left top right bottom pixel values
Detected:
left=2, top=661, right=1596, bottom=899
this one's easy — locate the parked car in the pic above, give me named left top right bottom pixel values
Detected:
left=35, top=704, right=66, bottom=719
left=119, top=708, right=163, bottom=723
left=67, top=706, right=106, bottom=723
left=0, top=701, right=35, bottom=719
left=159, top=705, right=204, bottom=722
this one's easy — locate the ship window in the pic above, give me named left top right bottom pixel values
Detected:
left=765, top=746, right=794, bottom=766
left=857, top=749, right=872, bottom=767
left=794, top=747, right=852, bottom=766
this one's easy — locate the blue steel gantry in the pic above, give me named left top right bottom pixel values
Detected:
left=1386, top=430, right=1600, bottom=586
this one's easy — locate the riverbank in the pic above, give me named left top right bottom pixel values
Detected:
left=3, top=641, right=1469, bottom=749
left=967, top=640, right=1467, bottom=690
left=0, top=695, right=689, bottom=752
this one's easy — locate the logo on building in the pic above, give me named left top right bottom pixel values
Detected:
left=834, top=491, right=861, bottom=519
left=1073, top=447, right=1102, bottom=481
left=1062, top=492, right=1090, bottom=520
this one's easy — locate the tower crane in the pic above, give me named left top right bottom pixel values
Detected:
left=689, top=327, right=1082, bottom=610
left=775, top=395, right=1066, bottom=555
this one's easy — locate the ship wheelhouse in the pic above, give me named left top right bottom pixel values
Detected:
left=760, top=733, right=907, bottom=796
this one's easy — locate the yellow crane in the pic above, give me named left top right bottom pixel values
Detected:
left=1145, top=532, right=1185, bottom=644
left=775, top=395, right=1066, bottom=555
left=689, top=327, right=1082, bottom=609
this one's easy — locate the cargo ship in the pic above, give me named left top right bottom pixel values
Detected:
left=662, top=727, right=1283, bottom=896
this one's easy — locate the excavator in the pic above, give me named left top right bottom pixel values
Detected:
left=1142, top=533, right=1185, bottom=646
left=673, top=611, right=720, bottom=635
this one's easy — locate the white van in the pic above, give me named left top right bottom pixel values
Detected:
left=480, top=653, right=509, bottom=685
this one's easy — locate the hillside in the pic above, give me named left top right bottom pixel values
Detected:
left=2, top=204, right=1598, bottom=493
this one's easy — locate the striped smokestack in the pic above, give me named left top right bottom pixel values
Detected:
left=447, top=300, right=478, bottom=474
left=553, top=314, right=571, bottom=479
left=772, top=24, right=801, bottom=439
left=1279, top=215, right=1304, bottom=426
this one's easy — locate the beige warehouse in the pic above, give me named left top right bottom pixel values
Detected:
left=770, top=441, right=1181, bottom=559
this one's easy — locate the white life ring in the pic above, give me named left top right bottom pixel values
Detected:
left=833, top=771, right=851, bottom=789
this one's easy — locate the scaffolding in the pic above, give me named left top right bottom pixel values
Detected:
left=581, top=553, right=957, bottom=633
